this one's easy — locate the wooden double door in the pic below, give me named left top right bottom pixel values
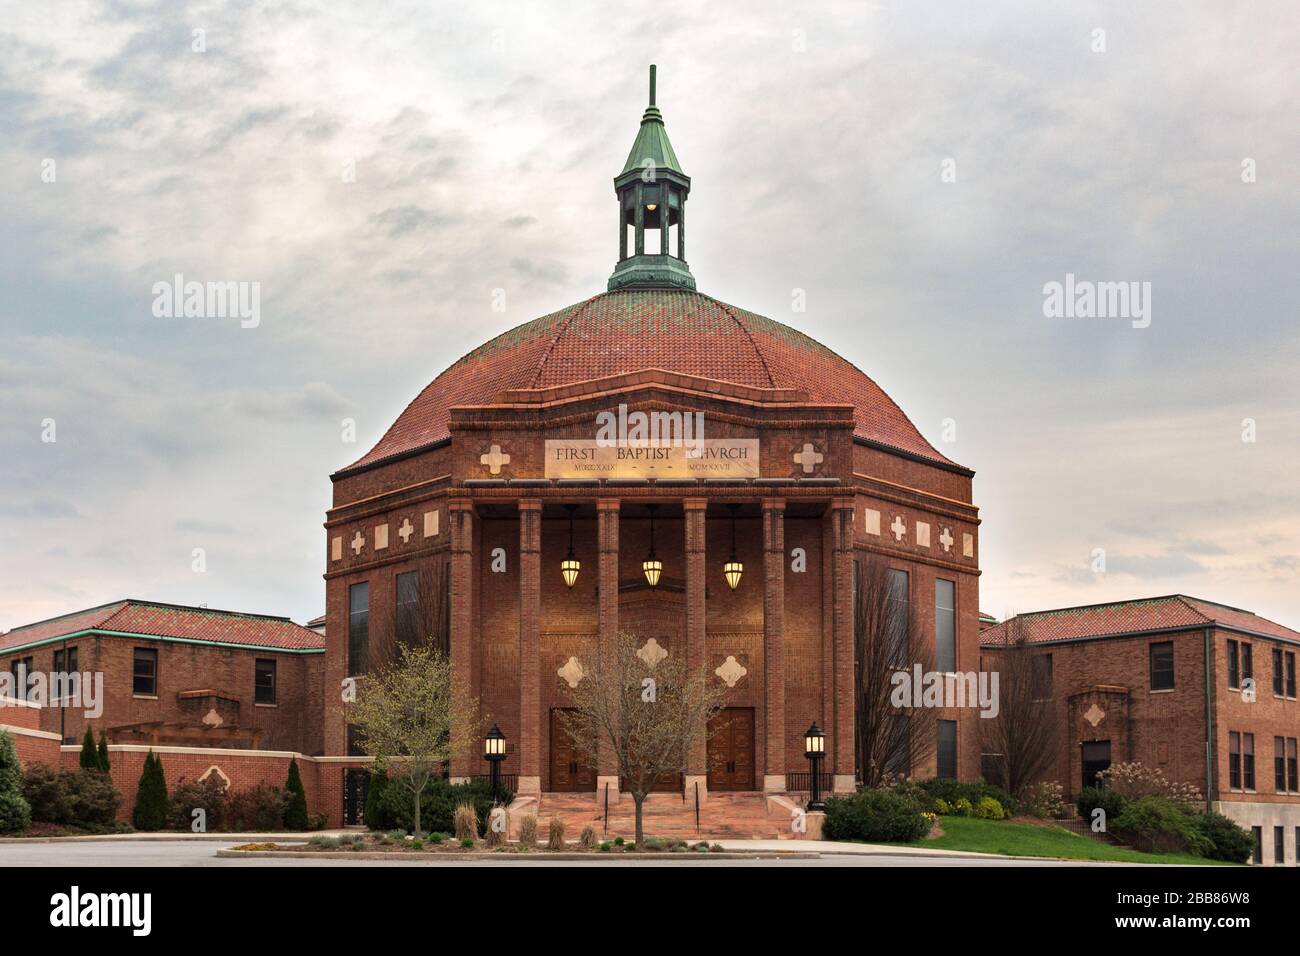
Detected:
left=550, top=709, right=596, bottom=791
left=707, top=707, right=755, bottom=791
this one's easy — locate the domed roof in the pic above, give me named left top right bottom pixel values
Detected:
left=341, top=289, right=960, bottom=475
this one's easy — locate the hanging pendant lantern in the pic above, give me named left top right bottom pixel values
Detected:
left=561, top=504, right=581, bottom=587
left=642, top=504, right=663, bottom=587
left=723, top=503, right=743, bottom=590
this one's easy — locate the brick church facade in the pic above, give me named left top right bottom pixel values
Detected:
left=323, top=67, right=983, bottom=804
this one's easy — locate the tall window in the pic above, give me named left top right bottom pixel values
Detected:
left=52, top=646, right=78, bottom=675
left=1276, top=827, right=1286, bottom=864
left=935, top=579, right=956, bottom=673
left=1228, top=640, right=1240, bottom=688
left=1032, top=654, right=1054, bottom=700
left=1274, top=647, right=1285, bottom=696
left=937, top=719, right=957, bottom=779
left=886, top=569, right=909, bottom=666
left=1288, top=651, right=1297, bottom=698
left=1244, top=732, right=1256, bottom=790
left=133, top=648, right=157, bottom=696
left=1289, top=738, right=1298, bottom=792
left=348, top=582, right=370, bottom=677
left=1229, top=731, right=1241, bottom=790
left=255, top=658, right=277, bottom=705
left=1242, top=643, right=1254, bottom=684
left=1252, top=827, right=1262, bottom=865
left=1149, top=642, right=1175, bottom=690
left=396, top=571, right=419, bottom=647
left=1278, top=736, right=1287, bottom=792
left=8, top=657, right=33, bottom=701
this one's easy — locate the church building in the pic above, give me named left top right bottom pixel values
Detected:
left=323, top=67, right=982, bottom=811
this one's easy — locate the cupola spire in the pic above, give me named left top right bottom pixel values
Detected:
left=608, top=65, right=695, bottom=292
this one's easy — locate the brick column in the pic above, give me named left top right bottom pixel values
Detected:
left=448, top=499, right=475, bottom=782
left=517, top=499, right=542, bottom=796
left=596, top=499, right=620, bottom=798
left=684, top=498, right=708, bottom=801
left=830, top=497, right=856, bottom=792
left=762, top=498, right=787, bottom=792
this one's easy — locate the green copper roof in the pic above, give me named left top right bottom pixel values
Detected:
left=619, top=65, right=685, bottom=177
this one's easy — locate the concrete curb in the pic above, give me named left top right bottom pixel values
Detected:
left=216, top=848, right=822, bottom=862
left=0, top=831, right=353, bottom=844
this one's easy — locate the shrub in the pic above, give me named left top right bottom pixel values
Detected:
left=1113, top=796, right=1210, bottom=855
left=1196, top=811, right=1254, bottom=863
left=1099, top=762, right=1202, bottom=810
left=933, top=798, right=951, bottom=815
left=460, top=837, right=474, bottom=848
left=916, top=778, right=1017, bottom=815
left=97, top=731, right=110, bottom=773
left=1076, top=786, right=1128, bottom=826
left=282, top=759, right=308, bottom=831
left=132, top=752, right=168, bottom=831
left=822, top=789, right=931, bottom=843
left=78, top=728, right=98, bottom=771
left=22, top=764, right=122, bottom=828
left=1020, top=780, right=1067, bottom=819
left=363, top=769, right=390, bottom=831
left=953, top=798, right=974, bottom=817
left=975, top=796, right=1005, bottom=820
left=0, top=731, right=31, bottom=834
left=518, top=813, right=538, bottom=847
left=377, top=776, right=506, bottom=834
left=225, top=784, right=288, bottom=832
left=547, top=817, right=566, bottom=850
left=166, top=776, right=227, bottom=832
left=453, top=803, right=479, bottom=841
left=578, top=824, right=597, bottom=849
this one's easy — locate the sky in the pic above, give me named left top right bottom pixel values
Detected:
left=1, top=0, right=1297, bottom=632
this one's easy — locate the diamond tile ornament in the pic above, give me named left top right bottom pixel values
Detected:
left=636, top=637, right=668, bottom=666
left=715, top=655, right=748, bottom=688
left=557, top=656, right=585, bottom=688
left=1084, top=703, right=1106, bottom=727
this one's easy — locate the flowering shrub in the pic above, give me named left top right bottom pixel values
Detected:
left=952, top=797, right=974, bottom=817
left=1020, top=780, right=1068, bottom=819
left=933, top=798, right=951, bottom=815
left=974, top=796, right=1005, bottom=819
left=1098, top=762, right=1202, bottom=810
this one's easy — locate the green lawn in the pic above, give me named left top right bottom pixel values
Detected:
left=893, top=816, right=1234, bottom=865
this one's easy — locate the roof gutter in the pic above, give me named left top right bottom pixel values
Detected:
left=0, top=628, right=326, bottom=657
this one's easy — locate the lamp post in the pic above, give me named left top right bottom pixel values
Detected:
left=804, top=722, right=826, bottom=811
left=484, top=724, right=506, bottom=801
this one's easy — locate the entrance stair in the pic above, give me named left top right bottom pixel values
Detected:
left=532, top=791, right=797, bottom=842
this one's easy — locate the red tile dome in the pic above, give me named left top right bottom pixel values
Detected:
left=340, top=289, right=959, bottom=474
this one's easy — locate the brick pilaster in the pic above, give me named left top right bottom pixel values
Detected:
left=596, top=500, right=620, bottom=789
left=830, top=497, right=856, bottom=791
left=449, top=499, right=475, bottom=780
left=762, top=498, right=786, bottom=791
left=684, top=498, right=708, bottom=789
left=517, top=499, right=542, bottom=794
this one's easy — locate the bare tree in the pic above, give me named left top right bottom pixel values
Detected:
left=559, top=630, right=728, bottom=845
left=979, top=616, right=1060, bottom=797
left=348, top=642, right=477, bottom=835
left=854, top=555, right=937, bottom=788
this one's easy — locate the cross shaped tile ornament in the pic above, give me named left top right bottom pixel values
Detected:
left=636, top=638, right=668, bottom=666
left=792, top=442, right=824, bottom=474
left=939, top=527, right=954, bottom=552
left=398, top=518, right=414, bottom=544
left=890, top=515, right=906, bottom=541
left=480, top=444, right=510, bottom=475
left=350, top=531, right=364, bottom=555
left=715, top=655, right=748, bottom=688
